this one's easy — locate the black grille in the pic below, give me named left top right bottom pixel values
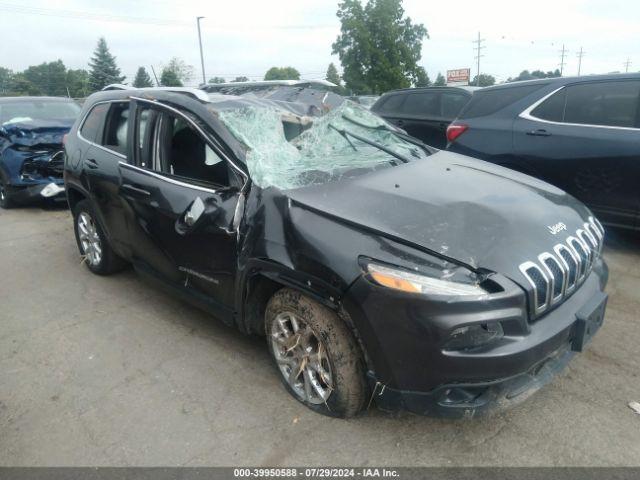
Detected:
left=526, top=267, right=548, bottom=307
left=569, top=239, right=588, bottom=277
left=519, top=216, right=605, bottom=320
left=46, top=151, right=65, bottom=176
left=559, top=249, right=578, bottom=287
left=544, top=257, right=564, bottom=298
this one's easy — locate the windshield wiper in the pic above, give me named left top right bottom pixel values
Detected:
left=330, top=124, right=409, bottom=165
left=341, top=113, right=436, bottom=155
left=328, top=123, right=358, bottom=152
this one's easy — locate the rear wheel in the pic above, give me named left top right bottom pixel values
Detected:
left=265, top=288, right=367, bottom=418
left=72, top=199, right=127, bottom=275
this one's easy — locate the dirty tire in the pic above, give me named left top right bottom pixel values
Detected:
left=72, top=199, right=127, bottom=275
left=266, top=288, right=367, bottom=418
left=0, top=175, right=14, bottom=209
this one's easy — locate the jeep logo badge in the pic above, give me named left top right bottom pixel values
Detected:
left=547, top=222, right=567, bottom=235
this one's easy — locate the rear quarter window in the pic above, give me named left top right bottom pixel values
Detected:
left=459, top=84, right=545, bottom=119
left=563, top=80, right=640, bottom=128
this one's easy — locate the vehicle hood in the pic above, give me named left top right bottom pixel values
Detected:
left=0, top=119, right=73, bottom=148
left=285, top=151, right=593, bottom=281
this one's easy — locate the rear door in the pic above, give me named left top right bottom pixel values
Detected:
left=395, top=90, right=445, bottom=148
left=77, top=100, right=131, bottom=253
left=118, top=98, right=246, bottom=322
left=513, top=79, right=640, bottom=229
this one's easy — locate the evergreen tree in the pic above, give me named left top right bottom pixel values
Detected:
left=160, top=68, right=182, bottom=87
left=415, top=66, right=431, bottom=87
left=325, top=63, right=341, bottom=85
left=88, top=37, right=125, bottom=91
left=133, top=67, right=154, bottom=87
left=208, top=76, right=226, bottom=84
left=433, top=72, right=446, bottom=86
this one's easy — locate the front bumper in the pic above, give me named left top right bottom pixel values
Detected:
left=343, top=258, right=608, bottom=417
left=8, top=180, right=66, bottom=204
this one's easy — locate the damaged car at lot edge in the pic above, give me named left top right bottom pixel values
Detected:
left=63, top=87, right=608, bottom=418
left=0, top=96, right=81, bottom=208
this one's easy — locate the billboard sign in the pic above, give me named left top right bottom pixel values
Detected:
left=447, top=68, right=471, bottom=86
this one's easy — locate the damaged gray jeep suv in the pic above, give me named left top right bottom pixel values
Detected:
left=64, top=87, right=608, bottom=418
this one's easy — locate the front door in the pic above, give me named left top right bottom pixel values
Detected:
left=118, top=99, right=245, bottom=319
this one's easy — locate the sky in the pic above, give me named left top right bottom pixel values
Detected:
left=0, top=0, right=638, bottom=85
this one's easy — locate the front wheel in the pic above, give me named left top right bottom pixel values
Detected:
left=0, top=176, right=14, bottom=209
left=265, top=288, right=367, bottom=418
left=72, top=199, right=127, bottom=275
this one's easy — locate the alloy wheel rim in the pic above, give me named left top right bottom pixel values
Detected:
left=78, top=212, right=102, bottom=266
left=270, top=311, right=334, bottom=405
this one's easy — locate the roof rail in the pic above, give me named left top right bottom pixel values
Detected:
left=100, top=85, right=209, bottom=102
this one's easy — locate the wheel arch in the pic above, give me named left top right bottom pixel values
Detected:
left=238, top=261, right=374, bottom=372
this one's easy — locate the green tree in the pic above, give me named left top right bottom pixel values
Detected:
left=7, top=73, right=41, bottom=96
left=160, top=68, right=182, bottom=87
left=0, top=67, right=14, bottom=95
left=23, top=60, right=67, bottom=96
left=433, top=72, right=445, bottom=86
left=325, top=63, right=341, bottom=85
left=133, top=67, right=153, bottom=88
left=264, top=66, right=301, bottom=80
left=471, top=73, right=495, bottom=87
left=208, top=76, right=226, bottom=84
left=66, top=69, right=89, bottom=97
left=88, top=37, right=125, bottom=91
left=164, top=57, right=194, bottom=84
left=231, top=76, right=249, bottom=82
left=415, top=66, right=430, bottom=87
left=332, top=0, right=428, bottom=94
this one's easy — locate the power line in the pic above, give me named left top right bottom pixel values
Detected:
left=472, top=32, right=485, bottom=86
left=558, top=44, right=568, bottom=76
left=576, top=47, right=586, bottom=75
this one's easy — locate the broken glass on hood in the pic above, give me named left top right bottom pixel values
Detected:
left=217, top=101, right=431, bottom=190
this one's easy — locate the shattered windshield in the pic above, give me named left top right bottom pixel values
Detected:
left=0, top=101, right=81, bottom=125
left=217, top=101, right=430, bottom=190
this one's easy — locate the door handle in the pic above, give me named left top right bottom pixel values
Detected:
left=526, top=129, right=552, bottom=137
left=121, top=183, right=151, bottom=197
left=85, top=158, right=98, bottom=169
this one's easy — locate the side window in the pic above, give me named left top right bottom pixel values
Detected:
left=102, top=103, right=129, bottom=155
left=531, top=89, right=567, bottom=122
left=378, top=94, right=406, bottom=113
left=402, top=92, right=439, bottom=116
left=136, top=106, right=231, bottom=187
left=79, top=103, right=109, bottom=142
left=459, top=84, right=545, bottom=119
left=563, top=81, right=640, bottom=128
left=441, top=92, right=469, bottom=119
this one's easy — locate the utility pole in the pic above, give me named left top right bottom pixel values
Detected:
left=196, top=16, right=206, bottom=85
left=624, top=58, right=632, bottom=73
left=150, top=65, right=159, bottom=86
left=558, top=44, right=567, bottom=76
left=473, top=32, right=485, bottom=86
left=576, top=47, right=585, bottom=76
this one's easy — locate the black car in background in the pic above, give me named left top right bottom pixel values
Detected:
left=371, top=86, right=479, bottom=148
left=447, top=74, right=640, bottom=231
left=0, top=96, right=80, bottom=208
left=64, top=87, right=608, bottom=418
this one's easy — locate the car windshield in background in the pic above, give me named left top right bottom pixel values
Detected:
left=0, top=101, right=81, bottom=125
left=218, top=101, right=430, bottom=190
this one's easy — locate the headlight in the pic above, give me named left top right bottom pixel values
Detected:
left=366, top=262, right=488, bottom=297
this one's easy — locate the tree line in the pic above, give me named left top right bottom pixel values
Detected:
left=0, top=0, right=572, bottom=98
